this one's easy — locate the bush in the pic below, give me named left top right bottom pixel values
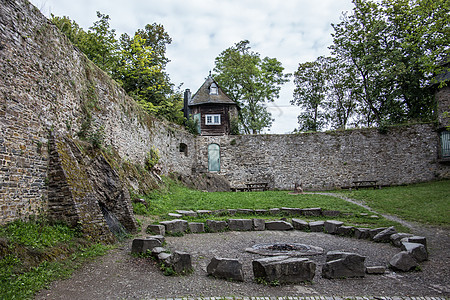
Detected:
left=145, top=147, right=160, bottom=171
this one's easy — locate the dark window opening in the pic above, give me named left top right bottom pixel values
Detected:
left=180, top=143, right=188, bottom=156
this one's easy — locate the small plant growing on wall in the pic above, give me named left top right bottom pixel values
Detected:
left=145, top=147, right=160, bottom=171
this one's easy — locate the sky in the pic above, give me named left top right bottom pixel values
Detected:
left=30, top=0, right=355, bottom=134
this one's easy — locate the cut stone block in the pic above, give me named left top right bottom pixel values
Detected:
left=176, top=210, right=198, bottom=217
left=390, top=233, right=414, bottom=247
left=324, top=220, right=344, bottom=234
left=254, top=209, right=268, bottom=215
left=336, top=226, right=354, bottom=236
left=269, top=208, right=281, bottom=215
left=131, top=238, right=162, bottom=254
left=228, top=219, right=253, bottom=231
left=168, top=213, right=182, bottom=218
left=252, top=256, right=316, bottom=284
left=302, top=208, right=322, bottom=216
left=188, top=222, right=205, bottom=233
left=207, top=257, right=244, bottom=282
left=389, top=251, right=418, bottom=272
left=146, top=224, right=165, bottom=236
left=281, top=207, right=302, bottom=216
left=252, top=219, right=265, bottom=231
left=406, top=236, right=427, bottom=249
left=354, top=228, right=371, bottom=239
left=265, top=220, right=293, bottom=231
left=322, top=210, right=341, bottom=217
left=227, top=209, right=237, bottom=215
left=322, top=251, right=366, bottom=279
left=196, top=210, right=212, bottom=215
left=206, top=220, right=228, bottom=232
left=401, top=242, right=428, bottom=262
left=169, top=251, right=192, bottom=274
left=373, top=226, right=397, bottom=242
left=292, top=218, right=309, bottom=231
left=237, top=208, right=254, bottom=215
left=159, top=219, right=188, bottom=234
left=147, top=235, right=165, bottom=243
left=151, top=247, right=167, bottom=257
left=309, top=221, right=324, bottom=232
left=158, top=252, right=171, bottom=262
left=369, top=227, right=387, bottom=240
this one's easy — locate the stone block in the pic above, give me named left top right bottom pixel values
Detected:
left=281, top=207, right=302, bottom=216
left=146, top=224, right=165, bottom=236
left=237, top=208, right=254, bottom=215
left=309, top=221, right=324, bottom=232
left=322, top=251, right=366, bottom=279
left=158, top=252, right=171, bottom=262
left=254, top=209, right=268, bottom=215
left=151, top=247, right=167, bottom=257
left=324, top=220, right=344, bottom=234
left=369, top=227, right=387, bottom=240
left=131, top=238, right=162, bottom=254
left=406, top=236, right=427, bottom=249
left=188, top=222, right=205, bottom=233
left=365, top=266, right=386, bottom=274
left=401, top=242, right=428, bottom=262
left=252, top=219, right=265, bottom=231
left=168, top=213, right=182, bottom=218
left=227, top=209, right=237, bottom=215
left=207, top=257, right=244, bottom=282
left=354, top=228, right=370, bottom=239
left=322, top=210, right=341, bottom=217
left=292, top=218, right=309, bottom=231
left=206, top=220, right=228, bottom=232
left=176, top=210, right=198, bottom=217
left=196, top=210, right=212, bottom=215
left=159, top=219, right=188, bottom=234
left=269, top=208, right=280, bottom=215
left=265, top=220, right=293, bottom=231
left=168, top=251, right=192, bottom=274
left=336, top=226, right=354, bottom=236
left=390, top=233, right=414, bottom=247
left=302, top=208, right=322, bottom=216
left=389, top=251, right=418, bottom=272
left=373, top=226, right=397, bottom=242
left=147, top=235, right=165, bottom=244
left=228, top=219, right=253, bottom=231
left=252, top=256, right=316, bottom=284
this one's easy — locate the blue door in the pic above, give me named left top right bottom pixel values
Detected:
left=208, top=144, right=220, bottom=172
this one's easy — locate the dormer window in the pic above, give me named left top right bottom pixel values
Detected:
left=210, top=83, right=218, bottom=95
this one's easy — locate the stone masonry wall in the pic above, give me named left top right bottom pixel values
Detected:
left=197, top=124, right=445, bottom=191
left=0, top=0, right=195, bottom=225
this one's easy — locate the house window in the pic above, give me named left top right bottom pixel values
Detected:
left=205, top=114, right=221, bottom=125
left=440, top=131, right=450, bottom=158
left=179, top=143, right=188, bottom=156
left=210, top=83, right=218, bottom=95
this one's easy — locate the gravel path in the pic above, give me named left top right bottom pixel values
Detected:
left=36, top=225, right=450, bottom=299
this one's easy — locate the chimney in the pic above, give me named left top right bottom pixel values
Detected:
left=183, top=89, right=191, bottom=120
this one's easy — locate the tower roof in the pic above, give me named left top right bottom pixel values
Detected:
left=189, top=75, right=237, bottom=106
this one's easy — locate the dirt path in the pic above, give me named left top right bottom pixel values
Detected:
left=36, top=223, right=450, bottom=299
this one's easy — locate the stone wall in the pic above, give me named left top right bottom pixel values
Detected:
left=196, top=124, right=446, bottom=191
left=0, top=0, right=195, bottom=225
left=437, top=85, right=450, bottom=129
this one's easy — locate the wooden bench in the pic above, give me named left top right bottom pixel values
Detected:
left=232, top=182, right=269, bottom=192
left=352, top=180, right=380, bottom=190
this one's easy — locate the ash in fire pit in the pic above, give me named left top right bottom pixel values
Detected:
left=245, top=243, right=324, bottom=256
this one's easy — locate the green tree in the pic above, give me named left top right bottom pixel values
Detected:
left=330, top=0, right=449, bottom=126
left=213, top=40, right=290, bottom=134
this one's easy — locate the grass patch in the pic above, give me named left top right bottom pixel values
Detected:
left=0, top=219, right=114, bottom=300
left=134, top=178, right=409, bottom=231
left=340, top=180, right=450, bottom=226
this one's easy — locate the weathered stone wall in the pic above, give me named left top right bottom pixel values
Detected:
left=197, top=124, right=446, bottom=190
left=0, top=0, right=195, bottom=225
left=437, top=85, right=450, bottom=128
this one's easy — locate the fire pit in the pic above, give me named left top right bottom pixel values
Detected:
left=245, top=243, right=324, bottom=256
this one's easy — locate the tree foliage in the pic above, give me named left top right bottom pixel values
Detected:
left=293, top=0, right=449, bottom=131
left=51, top=13, right=184, bottom=125
left=213, top=40, right=290, bottom=134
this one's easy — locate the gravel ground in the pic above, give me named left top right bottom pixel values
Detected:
left=36, top=225, right=450, bottom=299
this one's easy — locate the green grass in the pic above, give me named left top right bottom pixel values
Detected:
left=133, top=178, right=411, bottom=231
left=0, top=219, right=113, bottom=300
left=341, top=180, right=450, bottom=226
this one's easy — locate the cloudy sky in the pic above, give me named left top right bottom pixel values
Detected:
left=30, top=0, right=354, bottom=134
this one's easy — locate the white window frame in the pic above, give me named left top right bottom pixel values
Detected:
left=205, top=114, right=221, bottom=125
left=210, top=83, right=218, bottom=95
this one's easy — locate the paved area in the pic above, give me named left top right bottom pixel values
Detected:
left=148, top=297, right=448, bottom=300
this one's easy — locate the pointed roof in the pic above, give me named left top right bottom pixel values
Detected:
left=189, top=75, right=237, bottom=106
